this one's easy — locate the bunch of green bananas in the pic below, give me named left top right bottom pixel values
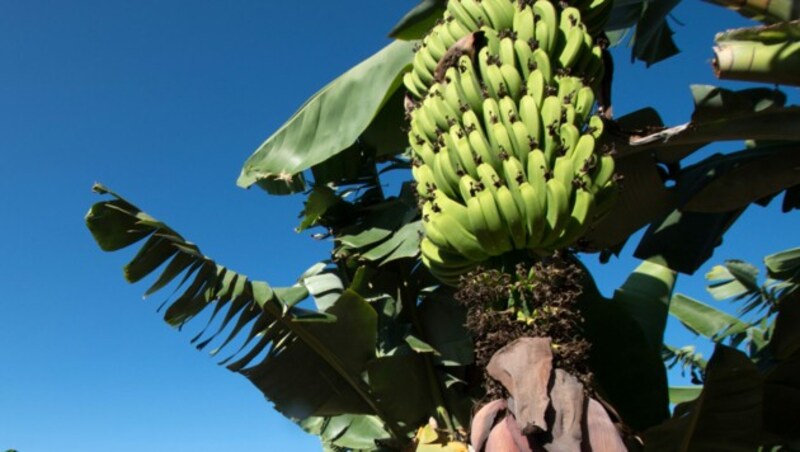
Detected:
left=406, top=0, right=619, bottom=285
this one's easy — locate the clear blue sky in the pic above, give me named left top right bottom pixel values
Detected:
left=0, top=1, right=795, bottom=451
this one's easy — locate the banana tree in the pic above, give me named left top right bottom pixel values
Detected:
left=87, top=0, right=800, bottom=450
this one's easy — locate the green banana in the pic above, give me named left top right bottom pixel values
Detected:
left=559, top=7, right=583, bottom=33
left=494, top=184, right=527, bottom=249
left=569, top=133, right=596, bottom=173
left=498, top=36, right=517, bottom=67
left=509, top=121, right=532, bottom=167
left=552, top=154, right=576, bottom=204
left=502, top=154, right=529, bottom=218
left=490, top=120, right=515, bottom=159
left=463, top=110, right=500, bottom=169
left=482, top=55, right=507, bottom=98
left=482, top=0, right=514, bottom=30
left=514, top=38, right=534, bottom=79
left=404, top=72, right=425, bottom=99
left=540, top=95, right=563, bottom=163
left=498, top=96, right=519, bottom=129
left=413, top=47, right=437, bottom=84
left=424, top=32, right=447, bottom=61
left=467, top=192, right=504, bottom=256
left=499, top=63, right=523, bottom=100
left=533, top=0, right=557, bottom=54
left=450, top=125, right=480, bottom=179
left=409, top=132, right=436, bottom=166
left=432, top=148, right=460, bottom=199
left=549, top=186, right=595, bottom=249
left=413, top=163, right=437, bottom=198
left=456, top=55, right=486, bottom=113
left=519, top=94, right=543, bottom=149
left=476, top=188, right=513, bottom=253
left=540, top=177, right=570, bottom=248
left=574, top=85, right=596, bottom=125
left=560, top=122, right=580, bottom=156
left=461, top=0, right=491, bottom=27
left=459, top=173, right=481, bottom=201
left=513, top=4, right=535, bottom=42
left=447, top=15, right=472, bottom=41
left=447, top=0, right=480, bottom=30
left=530, top=48, right=553, bottom=86
left=558, top=25, right=586, bottom=70
left=591, top=154, right=616, bottom=192
left=477, top=162, right=502, bottom=194
left=588, top=114, right=604, bottom=140
left=519, top=181, right=548, bottom=248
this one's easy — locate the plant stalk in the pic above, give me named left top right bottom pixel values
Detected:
left=398, top=280, right=456, bottom=435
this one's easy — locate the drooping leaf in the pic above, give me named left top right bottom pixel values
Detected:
left=631, top=0, right=681, bottom=66
left=577, top=268, right=670, bottom=430
left=605, top=0, right=682, bottom=65
left=681, top=143, right=800, bottom=214
left=669, top=294, right=750, bottom=341
left=765, top=247, right=800, bottom=282
left=301, top=414, right=392, bottom=451
left=770, top=289, right=800, bottom=359
left=690, top=84, right=786, bottom=123
left=237, top=40, right=416, bottom=194
left=418, top=291, right=473, bottom=367
left=584, top=152, right=677, bottom=250
left=613, top=260, right=677, bottom=354
left=298, top=186, right=340, bottom=232
left=668, top=386, right=703, bottom=404
left=706, top=260, right=760, bottom=302
left=389, top=0, right=446, bottom=40
left=634, top=208, right=745, bottom=275
left=86, top=185, right=409, bottom=440
left=367, top=354, right=435, bottom=432
left=645, top=346, right=764, bottom=451
left=762, top=349, right=800, bottom=445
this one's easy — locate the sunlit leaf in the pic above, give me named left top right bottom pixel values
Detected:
left=237, top=41, right=416, bottom=194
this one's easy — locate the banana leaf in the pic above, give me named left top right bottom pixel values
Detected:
left=645, top=346, right=764, bottom=451
left=389, top=0, right=446, bottom=40
left=669, top=294, right=750, bottom=341
left=577, top=265, right=670, bottom=431
left=613, top=260, right=677, bottom=354
left=606, top=0, right=682, bottom=65
left=237, top=40, right=416, bottom=194
left=85, top=184, right=410, bottom=442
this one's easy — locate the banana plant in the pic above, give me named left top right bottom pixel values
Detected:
left=86, top=0, right=800, bottom=450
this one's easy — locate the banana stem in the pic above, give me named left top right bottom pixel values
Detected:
left=714, top=39, right=800, bottom=86
left=397, top=279, right=456, bottom=435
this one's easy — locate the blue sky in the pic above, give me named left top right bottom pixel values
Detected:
left=0, top=1, right=795, bottom=451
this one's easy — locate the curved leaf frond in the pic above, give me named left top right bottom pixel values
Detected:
left=237, top=40, right=416, bottom=194
left=85, top=184, right=405, bottom=440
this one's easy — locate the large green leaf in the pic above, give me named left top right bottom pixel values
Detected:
left=85, top=184, right=406, bottom=440
left=645, top=346, right=764, bottom=451
left=389, top=0, right=446, bottom=40
left=301, top=414, right=392, bottom=451
left=669, top=294, right=750, bottom=341
left=613, top=260, right=677, bottom=354
left=577, top=266, right=670, bottom=430
left=669, top=386, right=703, bottom=404
left=605, top=0, right=683, bottom=65
left=418, top=290, right=473, bottom=367
left=237, top=40, right=416, bottom=194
